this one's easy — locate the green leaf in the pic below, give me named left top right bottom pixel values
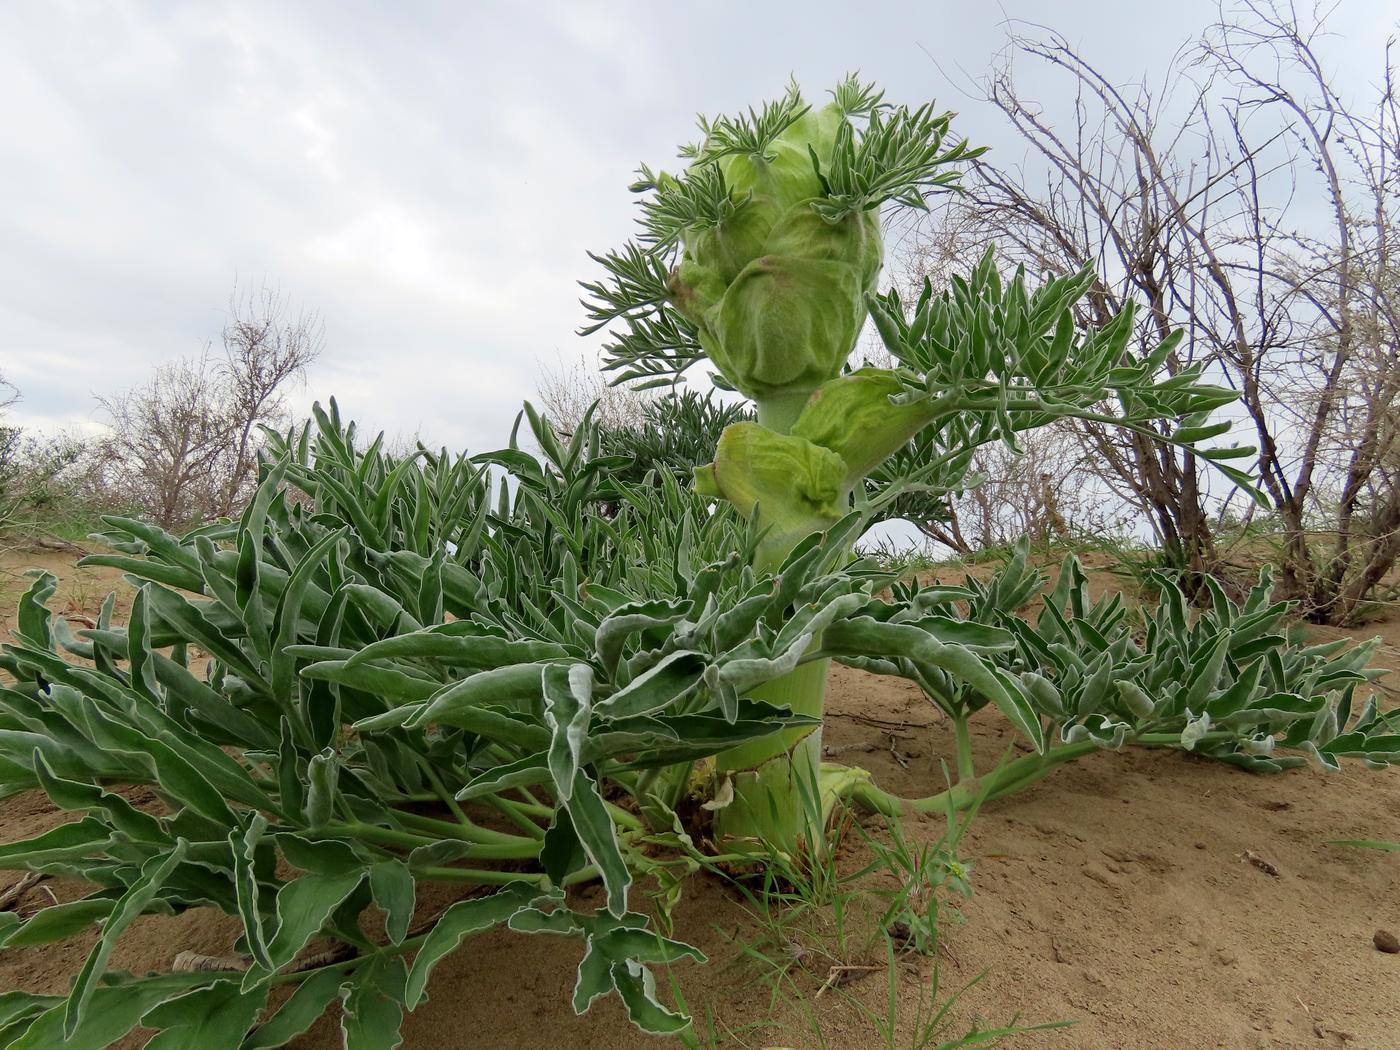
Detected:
left=77, top=698, right=240, bottom=825
left=340, top=956, right=408, bottom=1050
left=595, top=651, right=706, bottom=719
left=66, top=840, right=190, bottom=1038
left=0, top=817, right=115, bottom=868
left=243, top=866, right=367, bottom=988
left=594, top=600, right=691, bottom=676
left=12, top=975, right=211, bottom=1050
left=299, top=661, right=440, bottom=705
left=0, top=896, right=116, bottom=948
left=411, top=663, right=557, bottom=727
left=270, top=527, right=345, bottom=717
left=369, top=860, right=416, bottom=945
left=31, top=751, right=169, bottom=844
left=564, top=919, right=704, bottom=1034
left=1180, top=710, right=1213, bottom=751
left=142, top=980, right=269, bottom=1050
left=0, top=991, right=61, bottom=1037
left=403, top=883, right=541, bottom=1007
left=1183, top=633, right=1231, bottom=712
left=543, top=663, right=593, bottom=801
left=715, top=633, right=812, bottom=694
left=346, top=629, right=568, bottom=671
left=151, top=653, right=279, bottom=749
left=13, top=572, right=57, bottom=650
left=127, top=586, right=162, bottom=702
left=564, top=768, right=630, bottom=918
left=900, top=614, right=1016, bottom=652
left=610, top=960, right=692, bottom=1035
left=232, top=815, right=274, bottom=971
left=454, top=753, right=552, bottom=802
left=825, top=617, right=1044, bottom=751
left=143, top=584, right=264, bottom=687
left=304, top=749, right=339, bottom=829
left=241, top=968, right=347, bottom=1049
left=1116, top=681, right=1157, bottom=721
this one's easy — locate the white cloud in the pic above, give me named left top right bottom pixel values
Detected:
left=1, top=0, right=1392, bottom=456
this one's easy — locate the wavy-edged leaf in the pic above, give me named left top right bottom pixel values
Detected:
left=403, top=882, right=542, bottom=1007
left=65, top=840, right=189, bottom=1038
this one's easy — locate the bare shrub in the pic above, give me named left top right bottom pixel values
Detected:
left=217, top=285, right=324, bottom=516
left=98, top=285, right=322, bottom=529
left=536, top=354, right=653, bottom=434
left=905, top=1, right=1400, bottom=621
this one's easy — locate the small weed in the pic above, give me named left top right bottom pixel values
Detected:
left=842, top=938, right=1073, bottom=1049
left=854, top=813, right=974, bottom=957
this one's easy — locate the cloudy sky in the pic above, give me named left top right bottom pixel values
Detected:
left=2, top=0, right=1394, bottom=451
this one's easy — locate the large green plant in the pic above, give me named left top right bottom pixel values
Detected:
left=0, top=403, right=888, bottom=1045
left=831, top=540, right=1396, bottom=816
left=586, top=77, right=1259, bottom=849
left=0, top=78, right=1394, bottom=1048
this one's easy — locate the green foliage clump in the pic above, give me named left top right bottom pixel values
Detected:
left=594, top=390, right=752, bottom=488
left=0, top=402, right=890, bottom=1045
left=838, top=540, right=1397, bottom=816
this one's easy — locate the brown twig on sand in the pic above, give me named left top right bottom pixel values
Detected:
left=831, top=712, right=936, bottom=732
left=888, top=734, right=911, bottom=769
left=822, top=741, right=881, bottom=757
left=1243, top=850, right=1281, bottom=877
left=814, top=963, right=882, bottom=998
left=32, top=535, right=89, bottom=556
left=0, top=872, right=46, bottom=912
left=173, top=951, right=253, bottom=973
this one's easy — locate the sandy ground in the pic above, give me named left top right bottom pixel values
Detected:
left=2, top=545, right=1398, bottom=1049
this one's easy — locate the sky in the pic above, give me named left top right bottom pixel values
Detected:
left=2, top=0, right=1395, bottom=452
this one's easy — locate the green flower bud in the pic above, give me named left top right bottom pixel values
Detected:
left=701, top=254, right=866, bottom=403
left=684, top=196, right=783, bottom=286
left=764, top=203, right=883, bottom=291
left=720, top=145, right=819, bottom=218
left=781, top=101, right=846, bottom=175
left=696, top=421, right=849, bottom=568
left=671, top=100, right=885, bottom=415
left=667, top=255, right=726, bottom=326
left=790, top=368, right=935, bottom=483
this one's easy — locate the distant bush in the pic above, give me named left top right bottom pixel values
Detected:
left=0, top=428, right=132, bottom=544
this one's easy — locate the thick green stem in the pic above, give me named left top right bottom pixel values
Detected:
left=712, top=657, right=830, bottom=855
left=341, top=822, right=543, bottom=860
left=405, top=866, right=548, bottom=886
left=718, top=657, right=830, bottom=771
left=478, top=795, right=548, bottom=839
left=850, top=729, right=1243, bottom=817
left=952, top=715, right=976, bottom=783
left=756, top=390, right=814, bottom=435
left=392, top=810, right=536, bottom=846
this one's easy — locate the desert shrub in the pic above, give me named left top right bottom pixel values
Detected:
left=0, top=430, right=130, bottom=544
left=96, top=286, right=321, bottom=530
